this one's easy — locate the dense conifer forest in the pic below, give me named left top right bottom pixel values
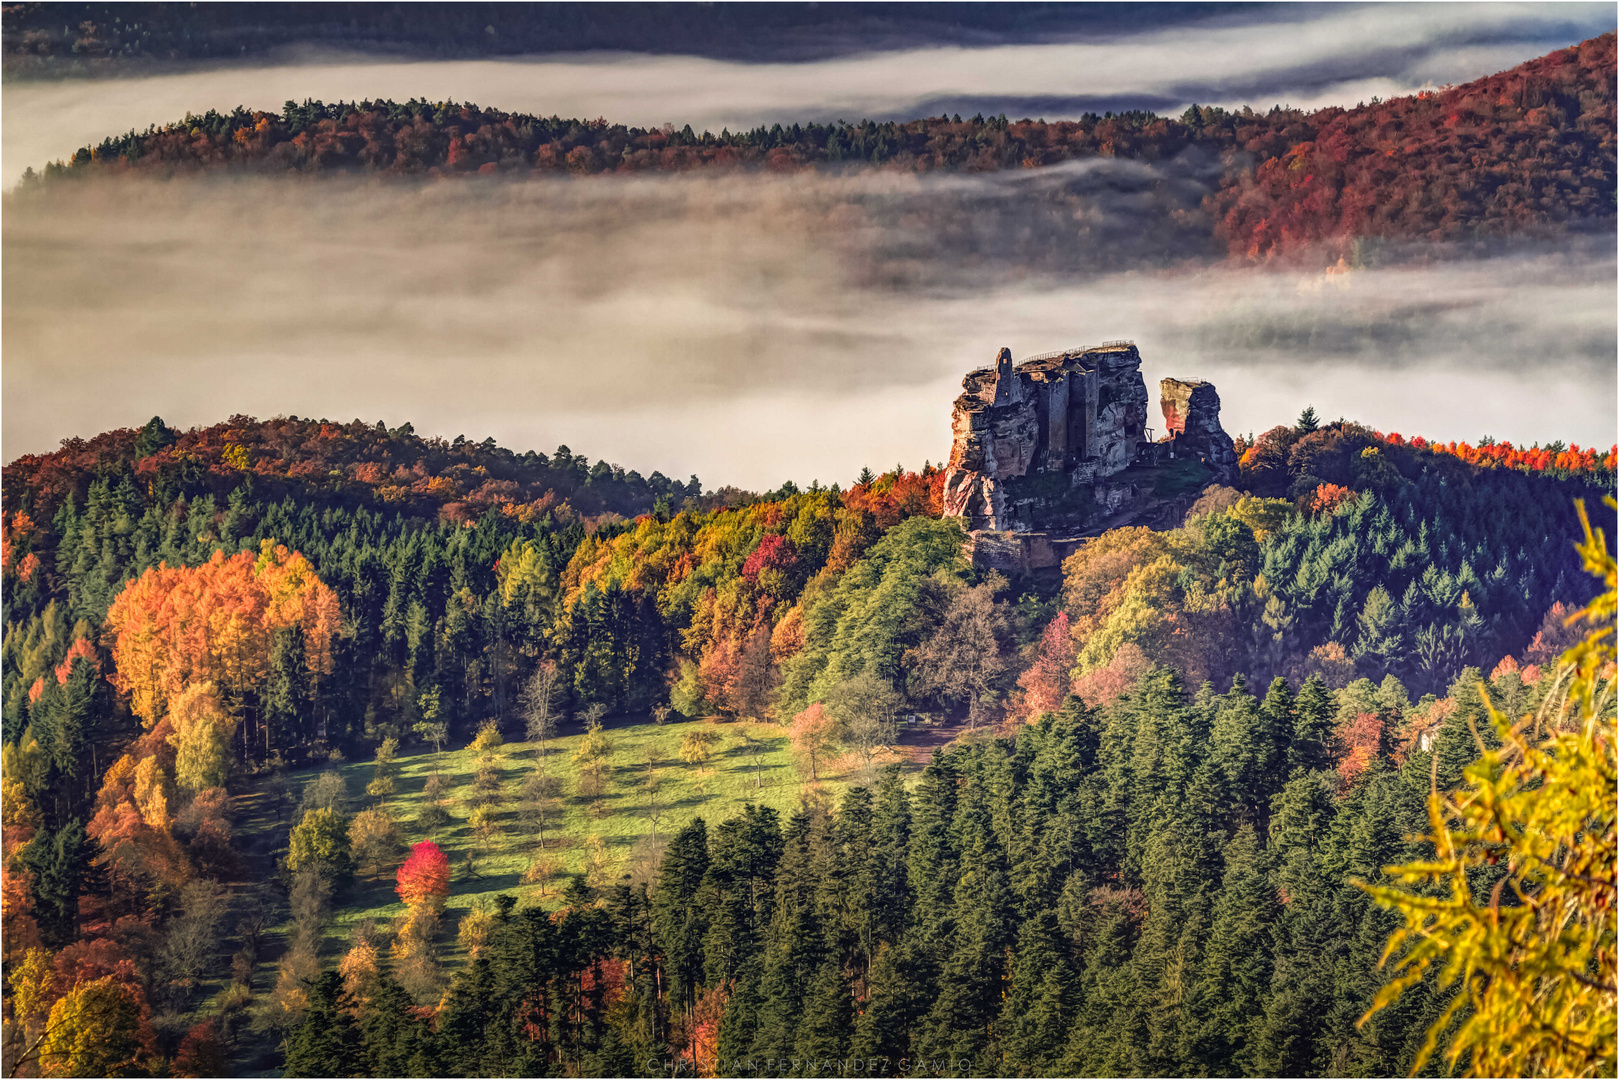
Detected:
left=17, top=33, right=1617, bottom=259
left=0, top=400, right=1613, bottom=1074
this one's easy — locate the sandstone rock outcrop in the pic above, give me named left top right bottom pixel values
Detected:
left=1159, top=378, right=1237, bottom=475
left=943, top=342, right=1235, bottom=570
left=942, top=343, right=1146, bottom=532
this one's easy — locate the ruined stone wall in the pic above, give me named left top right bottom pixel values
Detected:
left=942, top=343, right=1147, bottom=530
left=942, top=341, right=1239, bottom=568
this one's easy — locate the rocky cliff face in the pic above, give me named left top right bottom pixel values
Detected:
left=942, top=343, right=1146, bottom=531
left=943, top=344, right=1235, bottom=556
left=1159, top=378, right=1236, bottom=474
left=1093, top=347, right=1151, bottom=475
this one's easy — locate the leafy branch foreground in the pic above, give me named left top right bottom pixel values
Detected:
left=1360, top=499, right=1617, bottom=1077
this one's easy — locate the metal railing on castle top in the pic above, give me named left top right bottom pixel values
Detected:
left=1018, top=340, right=1135, bottom=364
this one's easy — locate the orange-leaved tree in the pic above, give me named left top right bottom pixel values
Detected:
left=789, top=702, right=839, bottom=782
left=1015, top=612, right=1075, bottom=724
left=102, top=539, right=339, bottom=733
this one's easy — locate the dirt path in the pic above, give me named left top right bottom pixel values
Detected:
left=894, top=718, right=975, bottom=765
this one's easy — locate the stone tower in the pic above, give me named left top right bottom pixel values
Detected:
left=991, top=347, right=1015, bottom=406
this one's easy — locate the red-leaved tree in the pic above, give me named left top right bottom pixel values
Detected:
left=1014, top=612, right=1075, bottom=723
left=395, top=841, right=451, bottom=907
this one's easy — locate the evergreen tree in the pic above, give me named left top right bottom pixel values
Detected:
left=848, top=939, right=926, bottom=1069
left=1207, top=676, right=1274, bottom=831
left=1181, top=824, right=1276, bottom=1073
left=792, top=957, right=854, bottom=1067
left=914, top=758, right=1015, bottom=1068
left=285, top=971, right=364, bottom=1077
left=1257, top=676, right=1296, bottom=791
left=1353, top=585, right=1410, bottom=676
left=1432, top=666, right=1492, bottom=790
left=1253, top=899, right=1340, bottom=1077
left=1288, top=675, right=1338, bottom=773
left=359, top=974, right=434, bottom=1077
left=652, top=817, right=711, bottom=1017
left=903, top=751, right=960, bottom=953
left=997, top=909, right=1080, bottom=1075
left=133, top=415, right=176, bottom=459
left=263, top=625, right=310, bottom=757
left=867, top=766, right=913, bottom=948
left=20, top=819, right=89, bottom=948
left=1059, top=885, right=1139, bottom=1075
left=716, top=962, right=765, bottom=1072
left=747, top=811, right=825, bottom=1061
left=699, top=804, right=782, bottom=988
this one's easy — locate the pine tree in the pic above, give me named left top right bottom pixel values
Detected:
left=904, top=751, right=960, bottom=954
left=19, top=819, right=89, bottom=948
left=1252, top=898, right=1340, bottom=1076
left=1059, top=885, right=1139, bottom=1075
left=1258, top=677, right=1296, bottom=794
left=1432, top=666, right=1492, bottom=790
left=1207, top=676, right=1273, bottom=830
left=653, top=818, right=711, bottom=1018
left=436, top=959, right=498, bottom=1075
left=285, top=971, right=364, bottom=1077
left=848, top=940, right=926, bottom=1069
left=359, top=974, right=433, bottom=1077
left=831, top=785, right=876, bottom=971
left=792, top=957, right=854, bottom=1067
left=1353, top=585, right=1410, bottom=676
left=1180, top=824, right=1276, bottom=1073
left=716, top=963, right=765, bottom=1072
left=867, top=766, right=912, bottom=949
left=1268, top=768, right=1336, bottom=909
left=263, top=625, right=309, bottom=757
left=1288, top=674, right=1338, bottom=773
left=914, top=760, right=1015, bottom=1068
left=133, top=415, right=176, bottom=459
left=997, top=909, right=1080, bottom=1075
left=747, top=811, right=825, bottom=1061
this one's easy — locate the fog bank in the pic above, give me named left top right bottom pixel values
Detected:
left=4, top=171, right=1613, bottom=489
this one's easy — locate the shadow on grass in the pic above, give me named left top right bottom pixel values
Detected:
left=451, top=871, right=524, bottom=898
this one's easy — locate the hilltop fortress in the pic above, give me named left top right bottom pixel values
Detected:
left=942, top=342, right=1234, bottom=570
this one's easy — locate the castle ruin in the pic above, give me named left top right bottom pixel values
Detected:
left=942, top=342, right=1232, bottom=570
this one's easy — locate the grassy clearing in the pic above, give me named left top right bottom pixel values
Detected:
left=249, top=714, right=914, bottom=968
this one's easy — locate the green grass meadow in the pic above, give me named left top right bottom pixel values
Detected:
left=249, top=715, right=906, bottom=969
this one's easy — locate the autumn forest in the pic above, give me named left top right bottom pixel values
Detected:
left=2, top=16, right=1617, bottom=1080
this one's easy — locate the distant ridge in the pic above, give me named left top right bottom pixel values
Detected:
left=21, top=34, right=1614, bottom=257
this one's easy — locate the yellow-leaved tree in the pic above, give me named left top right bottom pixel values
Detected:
left=37, top=974, right=155, bottom=1077
left=166, top=681, right=234, bottom=794
left=1358, top=498, right=1617, bottom=1077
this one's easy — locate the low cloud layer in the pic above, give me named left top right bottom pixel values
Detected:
left=4, top=2, right=1612, bottom=187
left=5, top=168, right=1613, bottom=490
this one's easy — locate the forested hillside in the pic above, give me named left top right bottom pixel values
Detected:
left=0, top=407, right=1613, bottom=1076
left=21, top=34, right=1616, bottom=258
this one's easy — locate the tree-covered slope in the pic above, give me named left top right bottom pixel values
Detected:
left=24, top=34, right=1616, bottom=258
